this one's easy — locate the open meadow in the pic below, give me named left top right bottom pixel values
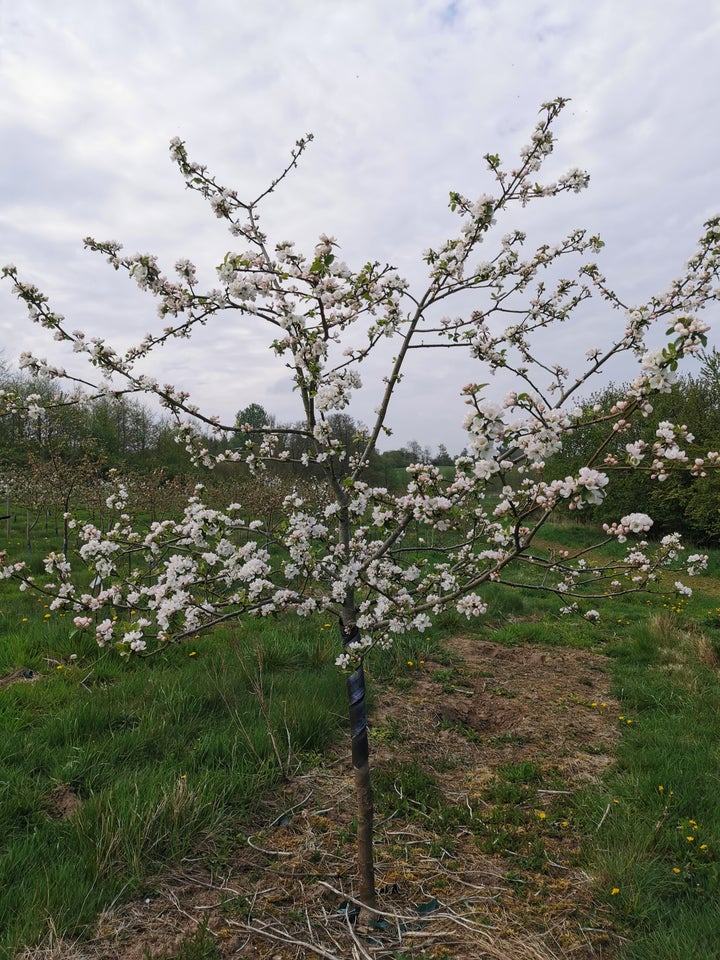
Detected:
left=2, top=514, right=719, bottom=960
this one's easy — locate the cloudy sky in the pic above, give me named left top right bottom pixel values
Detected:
left=1, top=0, right=718, bottom=454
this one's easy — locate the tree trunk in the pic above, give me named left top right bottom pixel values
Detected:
left=343, top=625, right=379, bottom=918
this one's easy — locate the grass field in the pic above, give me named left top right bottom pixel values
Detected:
left=0, top=521, right=353, bottom=955
left=1, top=515, right=719, bottom=958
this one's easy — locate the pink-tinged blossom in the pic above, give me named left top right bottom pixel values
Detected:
left=559, top=604, right=579, bottom=615
left=686, top=554, right=708, bottom=576
left=123, top=630, right=147, bottom=653
left=575, top=468, right=609, bottom=505
left=456, top=594, right=488, bottom=618
left=625, top=441, right=646, bottom=465
left=620, top=513, right=654, bottom=534
left=95, top=619, right=114, bottom=646
left=640, top=348, right=677, bottom=392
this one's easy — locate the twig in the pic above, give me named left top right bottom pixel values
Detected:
left=596, top=802, right=611, bottom=831
left=270, top=789, right=313, bottom=826
left=160, top=886, right=208, bottom=932
left=228, top=919, right=345, bottom=960
left=317, top=880, right=494, bottom=939
left=246, top=836, right=294, bottom=856
left=344, top=910, right=374, bottom=960
left=653, top=806, right=670, bottom=839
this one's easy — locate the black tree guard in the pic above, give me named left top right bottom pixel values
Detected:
left=340, top=620, right=377, bottom=912
left=342, top=623, right=369, bottom=767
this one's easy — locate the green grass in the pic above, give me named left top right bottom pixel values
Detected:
left=571, top=604, right=720, bottom=958
left=372, top=760, right=474, bottom=848
left=0, top=583, right=347, bottom=956
left=382, top=536, right=720, bottom=958
left=2, top=510, right=720, bottom=958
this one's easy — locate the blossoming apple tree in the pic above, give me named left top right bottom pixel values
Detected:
left=2, top=98, right=719, bottom=914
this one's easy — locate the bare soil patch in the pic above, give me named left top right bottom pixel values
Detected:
left=17, top=637, right=625, bottom=960
left=45, top=784, right=82, bottom=821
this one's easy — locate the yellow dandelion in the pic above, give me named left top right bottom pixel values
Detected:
left=686, top=836, right=695, bottom=842
left=189, top=651, right=197, bottom=657
left=611, top=888, right=620, bottom=896
left=658, top=785, right=664, bottom=792
left=536, top=810, right=547, bottom=820
left=673, top=867, right=681, bottom=874
left=407, top=660, right=414, bottom=667
left=700, top=844, right=708, bottom=850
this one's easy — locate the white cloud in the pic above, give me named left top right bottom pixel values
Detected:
left=1, top=0, right=718, bottom=453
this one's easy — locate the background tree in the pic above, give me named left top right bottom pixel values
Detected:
left=403, top=439, right=431, bottom=464
left=432, top=443, right=454, bottom=467
left=545, top=352, right=720, bottom=543
left=235, top=402, right=274, bottom=436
